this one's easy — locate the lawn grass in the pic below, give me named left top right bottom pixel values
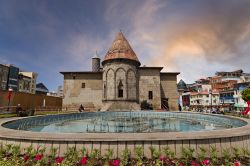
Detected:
left=35, top=111, right=76, bottom=116
left=0, top=111, right=76, bottom=119
left=0, top=114, right=17, bottom=118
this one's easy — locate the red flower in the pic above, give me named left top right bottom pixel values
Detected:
left=80, top=157, right=87, bottom=165
left=55, top=156, right=64, bottom=164
left=191, top=160, right=199, bottom=166
left=179, top=163, right=184, bottom=166
left=112, top=159, right=120, bottom=166
left=202, top=159, right=210, bottom=166
left=234, top=160, right=240, bottom=166
left=35, top=154, right=43, bottom=161
left=23, top=155, right=29, bottom=162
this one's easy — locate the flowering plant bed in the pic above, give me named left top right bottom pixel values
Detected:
left=0, top=144, right=249, bottom=166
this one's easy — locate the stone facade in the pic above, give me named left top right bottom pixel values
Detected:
left=160, top=73, right=179, bottom=111
left=61, top=32, right=179, bottom=111
left=103, top=61, right=138, bottom=101
left=139, top=67, right=162, bottom=109
left=62, top=72, right=103, bottom=110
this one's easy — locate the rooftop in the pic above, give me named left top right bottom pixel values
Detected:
left=103, top=32, right=140, bottom=66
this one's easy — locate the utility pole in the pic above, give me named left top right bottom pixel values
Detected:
left=7, top=88, right=13, bottom=112
left=209, top=89, right=213, bottom=112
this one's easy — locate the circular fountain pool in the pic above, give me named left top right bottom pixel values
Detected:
left=2, top=112, right=247, bottom=133
left=0, top=112, right=249, bottom=158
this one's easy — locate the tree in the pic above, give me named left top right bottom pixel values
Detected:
left=241, top=88, right=250, bottom=102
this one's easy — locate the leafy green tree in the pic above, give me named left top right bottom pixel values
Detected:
left=241, top=88, right=250, bottom=102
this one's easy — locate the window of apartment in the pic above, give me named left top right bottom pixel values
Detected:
left=82, top=83, right=85, bottom=88
left=148, top=91, right=153, bottom=100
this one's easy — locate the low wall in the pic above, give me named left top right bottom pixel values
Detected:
left=0, top=90, right=62, bottom=110
left=0, top=113, right=249, bottom=158
left=0, top=135, right=249, bottom=158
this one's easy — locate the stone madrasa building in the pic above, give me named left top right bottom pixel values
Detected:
left=61, top=32, right=179, bottom=111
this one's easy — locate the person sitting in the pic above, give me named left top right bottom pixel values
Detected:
left=16, top=104, right=27, bottom=117
left=79, top=104, right=85, bottom=112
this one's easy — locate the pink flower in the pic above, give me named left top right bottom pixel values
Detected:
left=234, top=160, right=240, bottom=166
left=191, top=160, right=199, bottom=166
left=80, top=157, right=87, bottom=165
left=113, top=159, right=120, bottom=166
left=202, top=159, right=210, bottom=166
left=35, top=154, right=43, bottom=161
left=160, top=156, right=166, bottom=161
left=55, top=156, right=64, bottom=164
left=23, top=155, right=29, bottom=162
left=179, top=163, right=184, bottom=166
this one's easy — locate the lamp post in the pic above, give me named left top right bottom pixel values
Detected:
left=7, top=88, right=13, bottom=112
left=209, top=89, right=212, bottom=112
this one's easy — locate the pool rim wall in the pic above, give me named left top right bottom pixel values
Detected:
left=0, top=112, right=249, bottom=158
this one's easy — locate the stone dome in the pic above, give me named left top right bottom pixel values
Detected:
left=102, top=32, right=141, bottom=66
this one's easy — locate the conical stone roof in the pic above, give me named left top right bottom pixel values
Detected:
left=103, top=32, right=140, bottom=66
left=177, top=79, right=187, bottom=90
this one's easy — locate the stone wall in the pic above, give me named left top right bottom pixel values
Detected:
left=138, top=68, right=161, bottom=109
left=160, top=73, right=179, bottom=111
left=1, top=113, right=249, bottom=158
left=0, top=90, right=62, bottom=109
left=63, top=73, right=103, bottom=110
left=0, top=131, right=249, bottom=158
left=103, top=61, right=138, bottom=101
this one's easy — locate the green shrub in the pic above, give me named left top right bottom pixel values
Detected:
left=104, top=148, right=113, bottom=166
left=135, top=146, right=144, bottom=165
left=223, top=148, right=232, bottom=165
left=28, top=109, right=35, bottom=116
left=181, top=147, right=194, bottom=165
left=121, top=148, right=129, bottom=166
left=140, top=100, right=153, bottom=110
left=163, top=146, right=175, bottom=159
left=210, top=146, right=218, bottom=165
left=241, top=88, right=250, bottom=102
left=232, top=147, right=241, bottom=159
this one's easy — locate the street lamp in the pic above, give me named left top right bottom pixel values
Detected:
left=7, top=87, right=13, bottom=112
left=209, top=89, right=212, bottom=112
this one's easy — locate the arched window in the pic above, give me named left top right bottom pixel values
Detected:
left=118, top=80, right=123, bottom=98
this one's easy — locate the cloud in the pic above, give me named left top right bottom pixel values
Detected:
left=66, top=33, right=108, bottom=70
left=1, top=0, right=250, bottom=90
left=104, top=0, right=250, bottom=83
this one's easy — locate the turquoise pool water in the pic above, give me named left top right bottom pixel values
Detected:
left=3, top=112, right=247, bottom=133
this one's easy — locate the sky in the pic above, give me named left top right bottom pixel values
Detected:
left=0, top=0, right=250, bottom=91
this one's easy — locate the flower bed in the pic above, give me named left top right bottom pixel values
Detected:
left=0, top=144, right=249, bottom=166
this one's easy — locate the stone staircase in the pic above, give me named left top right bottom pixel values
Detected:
left=100, top=101, right=140, bottom=111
